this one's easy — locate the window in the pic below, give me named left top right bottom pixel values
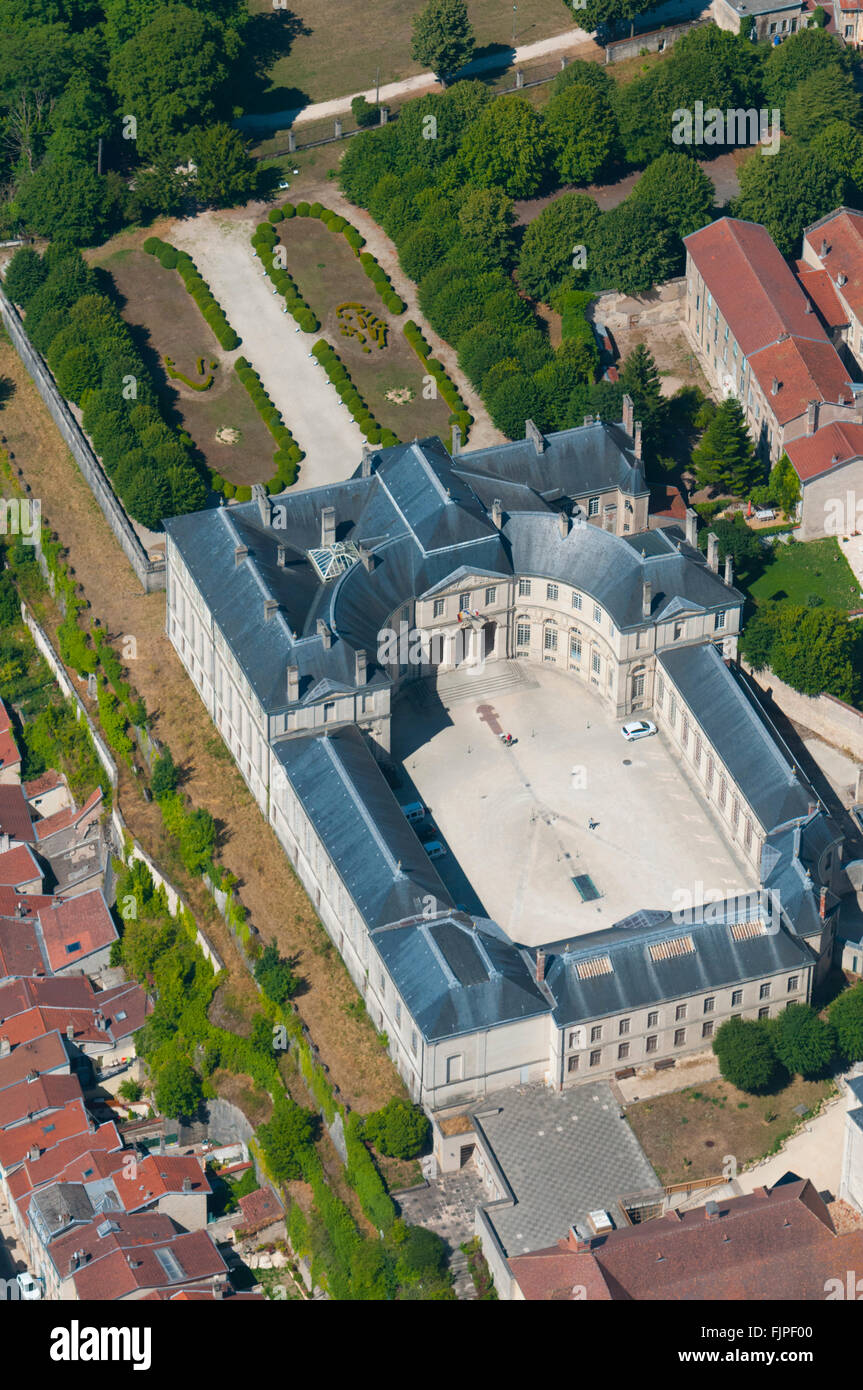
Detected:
left=632, top=671, right=645, bottom=698
left=568, top=1054, right=580, bottom=1073
left=619, top=1018, right=631, bottom=1036
left=446, top=1054, right=464, bottom=1083
left=433, top=599, right=444, bottom=618
left=568, top=1031, right=581, bottom=1049
left=673, top=621, right=684, bottom=641
left=759, top=982, right=771, bottom=1000
left=519, top=578, right=531, bottom=597
left=714, top=610, right=726, bottom=631
left=744, top=818, right=753, bottom=851
left=681, top=715, right=689, bottom=748
left=590, top=1050, right=601, bottom=1067
left=323, top=701, right=336, bottom=723
left=395, top=1001, right=401, bottom=1027
left=546, top=583, right=559, bottom=602
left=459, top=592, right=471, bottom=612
left=731, top=798, right=740, bottom=829
left=646, top=1035, right=658, bottom=1053
left=516, top=621, right=530, bottom=647
left=618, top=1042, right=630, bottom=1061
left=702, top=1021, right=714, bottom=1039
left=485, top=586, right=496, bottom=606
left=718, top=776, right=727, bottom=809
left=657, top=676, right=665, bottom=704
left=65, top=942, right=81, bottom=955
left=588, top=496, right=600, bottom=517
left=787, top=975, right=799, bottom=992
left=704, top=997, right=715, bottom=1014
left=758, top=1007, right=770, bottom=1020
left=591, top=651, right=601, bottom=676
left=411, top=1030, right=418, bottom=1057
left=544, top=625, right=558, bottom=652
left=731, top=988, right=743, bottom=1007
left=675, top=1004, right=687, bottom=1021
left=570, top=635, right=582, bottom=661
left=674, top=1028, right=686, bottom=1047
left=590, top=1025, right=602, bottom=1043
left=593, top=604, right=602, bottom=624
left=693, top=734, right=701, bottom=767
left=647, top=1010, right=658, bottom=1028
left=669, top=695, right=677, bottom=724
left=572, top=591, right=583, bottom=611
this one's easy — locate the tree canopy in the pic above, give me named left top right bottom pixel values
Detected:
left=713, top=1017, right=782, bottom=1094
left=410, top=0, right=474, bottom=80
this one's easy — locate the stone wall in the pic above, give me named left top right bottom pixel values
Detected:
left=590, top=279, right=687, bottom=332
left=605, top=10, right=710, bottom=62
left=740, top=661, right=863, bottom=764
left=0, top=286, right=165, bottom=593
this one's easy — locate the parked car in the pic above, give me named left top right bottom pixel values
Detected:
left=16, top=1272, right=42, bottom=1300
left=277, top=180, right=290, bottom=190
left=400, top=800, right=426, bottom=824
left=621, top=720, right=657, bottom=742
left=754, top=508, right=775, bottom=521
left=423, top=840, right=447, bottom=860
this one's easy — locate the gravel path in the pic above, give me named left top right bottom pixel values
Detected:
left=170, top=207, right=366, bottom=492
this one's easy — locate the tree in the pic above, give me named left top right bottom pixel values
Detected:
left=768, top=604, right=862, bottom=704
left=457, top=186, right=515, bottom=267
left=118, top=1078, right=144, bottom=1103
left=17, top=156, right=120, bottom=244
left=0, top=572, right=19, bottom=629
left=3, top=246, right=46, bottom=305
left=178, top=805, right=216, bottom=874
left=487, top=370, right=545, bottom=440
left=517, top=193, right=599, bottom=304
left=550, top=57, right=614, bottom=100
left=767, top=453, right=801, bottom=518
left=691, top=397, right=760, bottom=494
left=544, top=84, right=619, bottom=187
left=364, top=1098, right=430, bottom=1159
left=150, top=748, right=177, bottom=800
left=828, top=982, right=863, bottom=1064
left=351, top=95, right=379, bottom=128
left=189, top=123, right=256, bottom=207
left=783, top=66, right=861, bottom=145
left=713, top=1017, right=781, bottom=1093
left=589, top=201, right=678, bottom=296
left=254, top=938, right=298, bottom=1005
left=620, top=343, right=664, bottom=454
left=761, top=24, right=850, bottom=107
left=410, top=0, right=474, bottom=80
left=630, top=152, right=714, bottom=240
left=739, top=603, right=780, bottom=672
left=258, top=1096, right=316, bottom=1183
left=459, top=96, right=552, bottom=199
left=154, top=1056, right=202, bottom=1119
left=697, top=513, right=762, bottom=570
left=732, top=144, right=845, bottom=257
left=392, top=1224, right=449, bottom=1284
left=612, top=72, right=666, bottom=167
left=399, top=224, right=447, bottom=282
left=771, top=1003, right=835, bottom=1079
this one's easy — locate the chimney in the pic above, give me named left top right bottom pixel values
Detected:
left=316, top=618, right=332, bottom=650
left=536, top=949, right=546, bottom=983
left=633, top=421, right=643, bottom=461
left=525, top=419, right=546, bottom=455
left=622, top=393, right=634, bottom=439
left=685, top=507, right=698, bottom=548
left=820, top=238, right=829, bottom=258
left=754, top=1186, right=768, bottom=1199
left=361, top=443, right=372, bottom=477
left=234, top=544, right=248, bottom=566
left=838, top=271, right=848, bottom=287
left=286, top=664, right=299, bottom=702
left=276, top=543, right=287, bottom=567
left=567, top=1226, right=591, bottom=1253
left=355, top=649, right=368, bottom=686
left=182, top=1176, right=192, bottom=1193
left=706, top=533, right=719, bottom=573
left=771, top=377, right=779, bottom=397
left=806, top=400, right=818, bottom=435
left=558, top=511, right=569, bottom=540
left=263, top=598, right=278, bottom=623
left=252, top=483, right=271, bottom=526
left=704, top=1200, right=720, bottom=1221
left=724, top=553, right=733, bottom=587
left=0, top=1037, right=8, bottom=1057
left=491, top=498, right=503, bottom=529
left=819, top=885, right=828, bottom=921
left=642, top=579, right=652, bottom=620
left=65, top=1023, right=74, bottom=1041
left=321, top=507, right=336, bottom=548
left=358, top=541, right=374, bottom=572
left=804, top=297, right=813, bottom=314
left=452, top=424, right=462, bottom=455
left=583, top=415, right=594, bottom=426
left=29, top=1145, right=40, bottom=1162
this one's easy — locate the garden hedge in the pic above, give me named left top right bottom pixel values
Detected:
left=311, top=339, right=397, bottom=446
left=403, top=320, right=472, bottom=443
left=144, top=238, right=240, bottom=351
left=233, top=356, right=304, bottom=490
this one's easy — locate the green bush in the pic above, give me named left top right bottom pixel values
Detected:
left=282, top=202, right=296, bottom=218
left=310, top=201, right=324, bottom=217
left=268, top=207, right=284, bottom=223
left=297, top=201, right=310, bottom=216
left=363, top=1098, right=429, bottom=1159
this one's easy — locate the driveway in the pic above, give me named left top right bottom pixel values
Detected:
left=170, top=208, right=366, bottom=492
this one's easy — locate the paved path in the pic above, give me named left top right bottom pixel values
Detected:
left=170, top=208, right=366, bottom=492
left=239, top=27, right=594, bottom=131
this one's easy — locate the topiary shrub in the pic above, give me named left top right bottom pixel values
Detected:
left=267, top=207, right=284, bottom=223
left=310, top=201, right=324, bottom=218
left=296, top=201, right=310, bottom=217
left=282, top=202, right=296, bottom=218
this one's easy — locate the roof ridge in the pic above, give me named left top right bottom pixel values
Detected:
left=318, top=736, right=403, bottom=880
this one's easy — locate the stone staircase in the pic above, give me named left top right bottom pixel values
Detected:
left=411, top=660, right=538, bottom=710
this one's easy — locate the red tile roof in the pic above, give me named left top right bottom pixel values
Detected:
left=803, top=208, right=863, bottom=322
left=33, top=789, right=102, bottom=843
left=0, top=888, right=52, bottom=918
left=748, top=335, right=853, bottom=425
left=0, top=844, right=43, bottom=890
left=0, top=1071, right=81, bottom=1129
left=65, top=1221, right=226, bottom=1300
left=795, top=262, right=848, bottom=332
left=7, top=1122, right=122, bottom=1214
left=784, top=420, right=863, bottom=482
left=0, top=784, right=35, bottom=843
left=509, top=1179, right=863, bottom=1301
left=0, top=727, right=21, bottom=775
left=37, top=890, right=116, bottom=972
left=23, top=770, right=66, bottom=801
left=0, top=1098, right=89, bottom=1171
left=0, top=1030, right=68, bottom=1091
left=237, top=1186, right=284, bottom=1232
left=0, top=919, right=45, bottom=980
left=685, top=218, right=834, bottom=358
left=0, top=975, right=148, bottom=1043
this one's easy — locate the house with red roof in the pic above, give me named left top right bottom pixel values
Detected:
left=36, top=888, right=117, bottom=977
left=0, top=700, right=21, bottom=787
left=0, top=784, right=36, bottom=849
left=0, top=842, right=43, bottom=895
left=23, top=769, right=71, bottom=820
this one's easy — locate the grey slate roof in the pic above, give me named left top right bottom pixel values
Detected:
left=371, top=914, right=549, bottom=1042
left=273, top=726, right=452, bottom=930
left=658, top=643, right=815, bottom=833
left=461, top=422, right=649, bottom=503
left=540, top=904, right=813, bottom=1028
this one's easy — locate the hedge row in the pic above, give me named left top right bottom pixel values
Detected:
left=143, top=238, right=240, bottom=351
left=251, top=221, right=319, bottom=332
left=403, top=319, right=472, bottom=443
left=221, top=355, right=303, bottom=495
left=311, top=339, right=398, bottom=447
left=345, top=1112, right=397, bottom=1233
left=357, top=251, right=406, bottom=316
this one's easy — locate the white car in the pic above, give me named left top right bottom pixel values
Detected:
left=16, top=1272, right=42, bottom=1300
left=277, top=180, right=290, bottom=191
left=423, top=840, right=447, bottom=860
left=621, top=720, right=657, bottom=742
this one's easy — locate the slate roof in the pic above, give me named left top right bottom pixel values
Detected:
left=371, top=915, right=549, bottom=1042
left=658, top=644, right=815, bottom=832
left=460, top=421, right=648, bottom=503
left=273, top=726, right=452, bottom=931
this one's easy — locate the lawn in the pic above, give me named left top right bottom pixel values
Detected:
left=742, top=537, right=862, bottom=612
left=626, top=1075, right=837, bottom=1185
left=279, top=217, right=456, bottom=440
left=245, top=0, right=575, bottom=111
left=94, top=247, right=277, bottom=486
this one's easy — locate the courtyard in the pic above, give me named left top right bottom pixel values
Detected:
left=391, top=663, right=750, bottom=948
